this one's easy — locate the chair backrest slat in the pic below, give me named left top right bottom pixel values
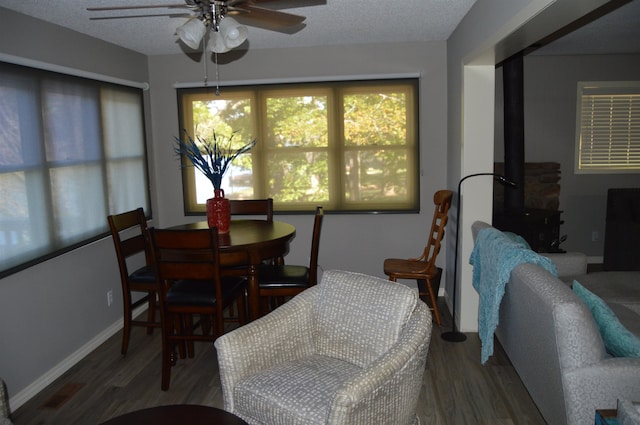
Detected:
left=107, top=207, right=151, bottom=277
left=230, top=198, right=274, bottom=222
left=422, top=190, right=453, bottom=269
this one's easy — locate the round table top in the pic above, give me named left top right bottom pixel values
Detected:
left=169, top=219, right=296, bottom=249
left=100, top=405, right=248, bottom=425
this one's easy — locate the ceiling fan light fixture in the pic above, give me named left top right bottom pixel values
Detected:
left=219, top=17, right=248, bottom=49
left=208, top=31, right=231, bottom=53
left=177, top=18, right=207, bottom=49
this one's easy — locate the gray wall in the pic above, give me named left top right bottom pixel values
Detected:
left=495, top=54, right=640, bottom=257
left=146, top=42, right=448, bottom=275
left=0, top=8, right=150, bottom=409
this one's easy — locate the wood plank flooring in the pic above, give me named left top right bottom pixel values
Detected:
left=10, top=299, right=546, bottom=424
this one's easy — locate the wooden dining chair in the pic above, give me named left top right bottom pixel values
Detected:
left=257, top=206, right=324, bottom=315
left=107, top=207, right=161, bottom=355
left=149, top=226, right=247, bottom=391
left=230, top=198, right=273, bottom=222
left=383, top=190, right=453, bottom=325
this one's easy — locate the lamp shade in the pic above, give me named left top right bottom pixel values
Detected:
left=176, top=18, right=207, bottom=49
left=208, top=17, right=248, bottom=53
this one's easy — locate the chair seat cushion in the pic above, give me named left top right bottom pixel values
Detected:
left=167, top=277, right=245, bottom=306
left=383, top=258, right=437, bottom=278
left=258, top=264, right=310, bottom=288
left=129, top=265, right=156, bottom=283
left=234, top=354, right=362, bottom=425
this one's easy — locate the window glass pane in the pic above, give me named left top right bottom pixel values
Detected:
left=42, top=79, right=101, bottom=164
left=107, top=159, right=149, bottom=212
left=102, top=88, right=145, bottom=158
left=343, top=89, right=409, bottom=147
left=0, top=72, right=42, bottom=169
left=344, top=149, right=410, bottom=203
left=0, top=171, right=49, bottom=269
left=50, top=165, right=106, bottom=243
left=267, top=151, right=329, bottom=203
left=265, top=93, right=328, bottom=148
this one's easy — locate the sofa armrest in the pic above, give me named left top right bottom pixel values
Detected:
left=542, top=252, right=588, bottom=277
left=563, top=358, right=640, bottom=425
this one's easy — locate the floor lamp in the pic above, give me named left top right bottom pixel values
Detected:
left=441, top=173, right=517, bottom=342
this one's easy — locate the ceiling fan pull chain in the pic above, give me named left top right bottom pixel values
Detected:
left=214, top=52, right=221, bottom=96
left=202, top=39, right=208, bottom=86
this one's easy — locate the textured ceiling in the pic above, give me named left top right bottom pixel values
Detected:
left=1, top=0, right=639, bottom=57
left=0, top=0, right=477, bottom=55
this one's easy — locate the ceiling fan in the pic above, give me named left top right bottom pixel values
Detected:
left=87, top=0, right=320, bottom=53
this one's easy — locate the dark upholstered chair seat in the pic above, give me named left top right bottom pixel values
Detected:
left=129, top=265, right=157, bottom=283
left=258, top=264, right=310, bottom=288
left=167, top=277, right=246, bottom=306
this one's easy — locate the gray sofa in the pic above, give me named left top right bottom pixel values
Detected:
left=471, top=221, right=640, bottom=425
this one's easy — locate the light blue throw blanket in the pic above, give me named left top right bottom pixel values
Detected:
left=470, top=227, right=558, bottom=364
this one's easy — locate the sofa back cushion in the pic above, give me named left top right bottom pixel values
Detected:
left=314, top=270, right=418, bottom=368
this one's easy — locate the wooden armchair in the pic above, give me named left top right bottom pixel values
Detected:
left=383, top=190, right=453, bottom=325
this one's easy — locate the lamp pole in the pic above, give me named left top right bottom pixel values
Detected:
left=441, top=173, right=517, bottom=342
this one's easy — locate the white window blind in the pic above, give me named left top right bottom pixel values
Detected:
left=0, top=62, right=150, bottom=277
left=575, top=81, right=640, bottom=174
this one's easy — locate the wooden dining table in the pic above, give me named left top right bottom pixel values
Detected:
left=167, top=219, right=296, bottom=320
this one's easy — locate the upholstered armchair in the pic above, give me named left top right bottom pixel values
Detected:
left=215, top=270, right=432, bottom=425
left=1, top=378, right=13, bottom=425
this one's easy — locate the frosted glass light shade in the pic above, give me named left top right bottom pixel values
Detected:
left=219, top=17, right=247, bottom=49
left=208, top=17, right=248, bottom=53
left=177, top=18, right=207, bottom=49
left=208, top=32, right=231, bottom=53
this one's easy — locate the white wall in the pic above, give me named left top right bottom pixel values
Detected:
left=495, top=54, right=640, bottom=257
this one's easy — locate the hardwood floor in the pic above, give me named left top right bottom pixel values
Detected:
left=11, top=299, right=546, bottom=424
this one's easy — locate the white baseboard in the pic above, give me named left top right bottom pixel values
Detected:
left=8, top=305, right=145, bottom=412
left=587, top=256, right=603, bottom=264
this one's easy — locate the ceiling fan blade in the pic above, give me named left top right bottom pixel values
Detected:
left=90, top=13, right=191, bottom=20
left=231, top=4, right=305, bottom=30
left=230, top=0, right=325, bottom=10
left=87, top=4, right=188, bottom=12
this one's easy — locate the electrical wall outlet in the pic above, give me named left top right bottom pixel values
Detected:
left=107, top=290, right=113, bottom=307
left=592, top=231, right=599, bottom=242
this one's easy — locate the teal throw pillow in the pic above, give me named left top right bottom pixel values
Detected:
left=573, top=280, right=640, bottom=358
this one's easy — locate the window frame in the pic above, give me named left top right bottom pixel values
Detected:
left=177, top=78, right=420, bottom=214
left=574, top=81, right=640, bottom=174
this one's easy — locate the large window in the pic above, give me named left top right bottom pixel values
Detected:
left=177, top=79, right=419, bottom=213
left=575, top=81, right=640, bottom=174
left=0, top=62, right=150, bottom=277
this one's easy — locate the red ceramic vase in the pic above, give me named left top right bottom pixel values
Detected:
left=206, top=189, right=231, bottom=233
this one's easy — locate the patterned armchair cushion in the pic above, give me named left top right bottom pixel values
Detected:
left=234, top=354, right=362, bottom=424
left=314, top=270, right=418, bottom=368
